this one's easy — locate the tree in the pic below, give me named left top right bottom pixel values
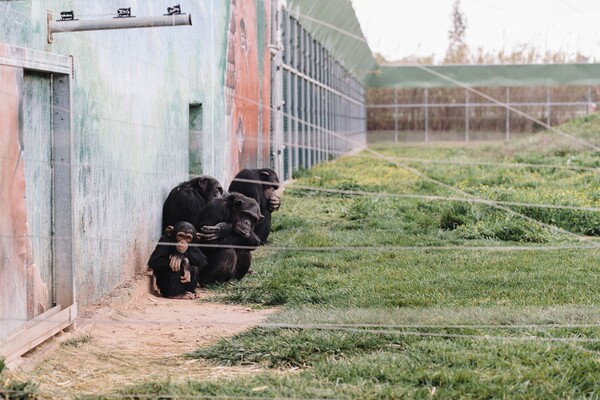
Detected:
left=445, top=0, right=469, bottom=64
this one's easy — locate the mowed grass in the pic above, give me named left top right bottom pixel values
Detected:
left=112, top=122, right=600, bottom=399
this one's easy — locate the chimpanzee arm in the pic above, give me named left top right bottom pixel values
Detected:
left=185, top=246, right=207, bottom=270
left=200, top=222, right=233, bottom=241
left=242, top=234, right=261, bottom=248
left=211, top=231, right=261, bottom=249
left=195, top=199, right=234, bottom=241
left=147, top=237, right=174, bottom=274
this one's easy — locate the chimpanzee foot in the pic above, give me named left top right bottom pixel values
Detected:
left=169, top=291, right=199, bottom=300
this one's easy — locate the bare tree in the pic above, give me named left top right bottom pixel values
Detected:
left=445, top=0, right=469, bottom=64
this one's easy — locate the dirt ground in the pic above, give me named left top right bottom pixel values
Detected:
left=15, top=275, right=276, bottom=399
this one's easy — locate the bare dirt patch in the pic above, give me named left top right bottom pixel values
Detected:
left=20, top=276, right=276, bottom=399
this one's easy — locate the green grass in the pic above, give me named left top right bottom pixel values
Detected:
left=62, top=334, right=93, bottom=348
left=103, top=121, right=600, bottom=398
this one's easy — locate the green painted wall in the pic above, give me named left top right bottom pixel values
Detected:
left=0, top=0, right=236, bottom=305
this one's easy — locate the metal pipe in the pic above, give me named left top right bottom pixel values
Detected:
left=50, top=13, right=191, bottom=35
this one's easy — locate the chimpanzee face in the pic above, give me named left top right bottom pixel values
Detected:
left=230, top=194, right=264, bottom=236
left=166, top=221, right=200, bottom=242
left=175, top=231, right=194, bottom=243
left=211, top=183, right=224, bottom=200
left=197, top=176, right=224, bottom=203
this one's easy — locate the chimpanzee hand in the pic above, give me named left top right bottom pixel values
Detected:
left=180, top=269, right=191, bottom=283
left=268, top=193, right=281, bottom=212
left=200, top=222, right=233, bottom=241
left=169, top=254, right=184, bottom=272
left=180, top=257, right=191, bottom=283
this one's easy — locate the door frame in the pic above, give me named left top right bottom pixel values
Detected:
left=0, top=43, right=76, bottom=368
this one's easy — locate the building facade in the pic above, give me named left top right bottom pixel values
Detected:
left=0, top=0, right=370, bottom=363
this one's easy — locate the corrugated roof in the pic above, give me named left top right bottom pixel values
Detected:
left=285, top=0, right=376, bottom=85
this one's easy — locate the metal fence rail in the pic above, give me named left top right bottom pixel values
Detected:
left=368, top=86, right=599, bottom=143
left=271, top=9, right=367, bottom=181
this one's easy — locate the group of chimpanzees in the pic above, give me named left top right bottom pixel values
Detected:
left=147, top=169, right=281, bottom=299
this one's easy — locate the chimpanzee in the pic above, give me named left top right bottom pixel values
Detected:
left=195, top=192, right=263, bottom=284
left=161, top=175, right=223, bottom=231
left=228, top=168, right=280, bottom=244
left=148, top=221, right=207, bottom=299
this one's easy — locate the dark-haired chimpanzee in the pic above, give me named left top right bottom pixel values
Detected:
left=195, top=192, right=263, bottom=284
left=228, top=168, right=280, bottom=244
left=148, top=221, right=207, bottom=299
left=161, top=175, right=223, bottom=231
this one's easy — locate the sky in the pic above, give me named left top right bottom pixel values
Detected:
left=351, top=0, right=600, bottom=63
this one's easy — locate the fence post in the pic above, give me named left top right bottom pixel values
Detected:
left=465, top=88, right=469, bottom=143
left=546, top=86, right=550, bottom=127
left=505, top=87, right=510, bottom=142
left=424, top=87, right=429, bottom=142
left=394, top=87, right=398, bottom=142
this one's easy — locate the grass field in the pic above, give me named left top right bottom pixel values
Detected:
left=107, top=116, right=600, bottom=398
left=8, top=116, right=600, bottom=398
left=133, top=118, right=600, bottom=398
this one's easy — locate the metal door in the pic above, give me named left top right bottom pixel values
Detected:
left=23, top=71, right=55, bottom=316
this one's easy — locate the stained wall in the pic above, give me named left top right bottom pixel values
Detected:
left=0, top=0, right=272, bottom=308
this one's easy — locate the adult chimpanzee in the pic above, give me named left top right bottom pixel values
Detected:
left=161, top=175, right=223, bottom=231
left=195, top=192, right=263, bottom=284
left=148, top=221, right=206, bottom=299
left=228, top=168, right=280, bottom=244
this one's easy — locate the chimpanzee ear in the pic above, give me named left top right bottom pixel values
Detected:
left=233, top=198, right=244, bottom=209
left=165, top=225, right=175, bottom=237
left=197, top=176, right=208, bottom=190
left=196, top=232, right=201, bottom=240
left=260, top=171, right=270, bottom=181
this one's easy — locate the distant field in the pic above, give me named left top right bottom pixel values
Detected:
left=120, top=116, right=600, bottom=398
left=366, top=129, right=532, bottom=143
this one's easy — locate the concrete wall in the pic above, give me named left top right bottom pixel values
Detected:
left=0, top=0, right=272, bottom=308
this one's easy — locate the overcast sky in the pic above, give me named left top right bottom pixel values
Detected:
left=351, top=0, right=600, bottom=63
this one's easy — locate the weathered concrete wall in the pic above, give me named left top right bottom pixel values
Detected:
left=0, top=0, right=272, bottom=306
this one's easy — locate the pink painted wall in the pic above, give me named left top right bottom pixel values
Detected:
left=0, top=65, right=28, bottom=337
left=225, top=0, right=272, bottom=175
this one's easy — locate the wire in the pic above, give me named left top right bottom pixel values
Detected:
left=5, top=316, right=600, bottom=331
left=290, top=184, right=600, bottom=214
left=2, top=232, right=597, bottom=253
left=353, top=154, right=600, bottom=173
left=262, top=324, right=600, bottom=343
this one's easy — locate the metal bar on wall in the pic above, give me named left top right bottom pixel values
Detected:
left=308, top=36, right=313, bottom=162
left=293, top=19, right=300, bottom=171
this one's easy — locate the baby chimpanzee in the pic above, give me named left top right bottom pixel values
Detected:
left=148, top=221, right=206, bottom=299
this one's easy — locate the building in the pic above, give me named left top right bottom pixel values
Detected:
left=0, top=0, right=371, bottom=364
